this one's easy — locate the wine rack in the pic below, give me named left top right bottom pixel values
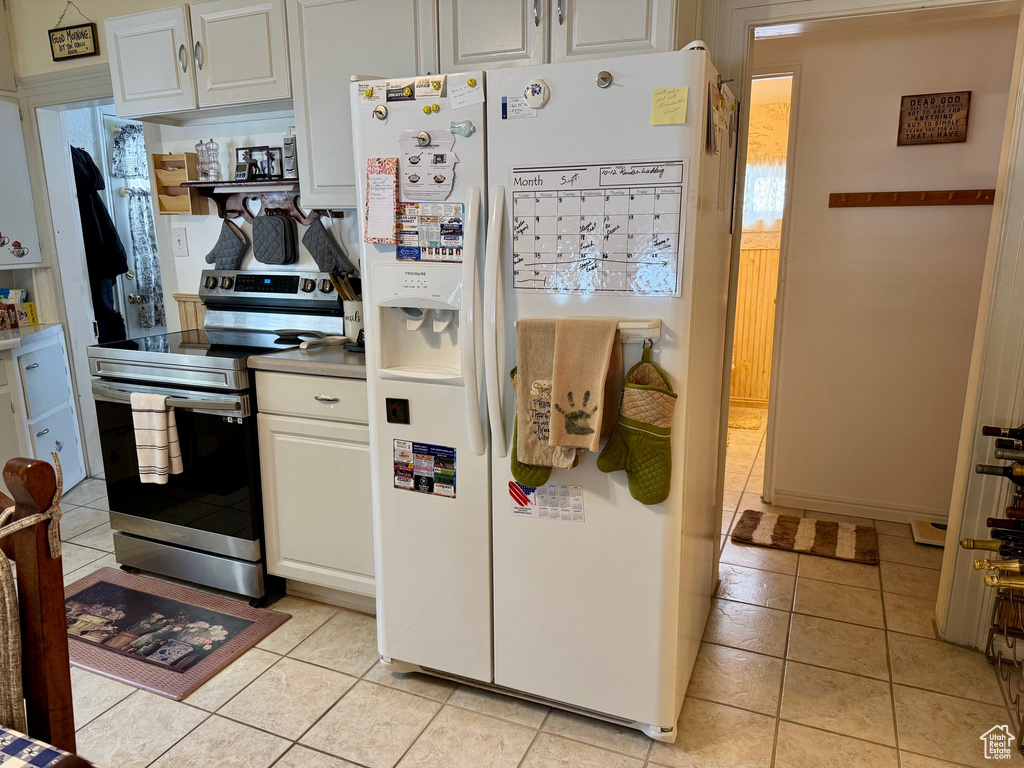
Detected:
left=986, top=590, right=1024, bottom=751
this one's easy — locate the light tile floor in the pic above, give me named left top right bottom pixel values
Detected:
left=56, top=421, right=1020, bottom=767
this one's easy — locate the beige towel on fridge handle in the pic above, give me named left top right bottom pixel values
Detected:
left=130, top=392, right=184, bottom=484
left=549, top=318, right=621, bottom=453
left=515, top=319, right=578, bottom=469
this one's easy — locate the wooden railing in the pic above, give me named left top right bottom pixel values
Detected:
left=0, top=457, right=75, bottom=753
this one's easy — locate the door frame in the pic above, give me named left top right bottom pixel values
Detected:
left=713, top=0, right=1024, bottom=648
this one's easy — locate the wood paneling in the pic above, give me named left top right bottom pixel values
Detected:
left=173, top=293, right=205, bottom=331
left=730, top=248, right=779, bottom=408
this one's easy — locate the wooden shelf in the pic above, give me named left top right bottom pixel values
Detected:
left=181, top=179, right=297, bottom=189
left=152, top=153, right=208, bottom=215
left=181, top=179, right=342, bottom=225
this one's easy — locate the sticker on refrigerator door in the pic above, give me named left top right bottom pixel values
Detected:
left=396, top=202, right=464, bottom=262
left=501, top=96, right=537, bottom=120
left=399, top=129, right=458, bottom=201
left=395, top=440, right=456, bottom=498
left=414, top=76, right=446, bottom=98
left=386, top=79, right=416, bottom=102
left=356, top=82, right=385, bottom=105
left=510, top=161, right=687, bottom=296
left=448, top=74, right=484, bottom=110
left=509, top=482, right=584, bottom=522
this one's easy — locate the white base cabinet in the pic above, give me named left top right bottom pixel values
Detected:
left=0, top=326, right=86, bottom=490
left=256, top=371, right=374, bottom=596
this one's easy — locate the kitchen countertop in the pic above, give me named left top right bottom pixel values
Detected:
left=0, top=323, right=61, bottom=352
left=248, top=346, right=367, bottom=379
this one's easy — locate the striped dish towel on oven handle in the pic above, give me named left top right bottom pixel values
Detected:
left=129, top=392, right=183, bottom=484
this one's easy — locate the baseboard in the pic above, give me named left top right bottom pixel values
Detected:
left=729, top=397, right=769, bottom=409
left=285, top=579, right=376, bottom=616
left=769, top=489, right=948, bottom=525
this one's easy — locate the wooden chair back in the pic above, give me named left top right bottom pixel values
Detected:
left=0, top=457, right=75, bottom=753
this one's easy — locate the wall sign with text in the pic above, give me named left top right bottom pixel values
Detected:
left=48, top=23, right=99, bottom=61
left=897, top=91, right=971, bottom=146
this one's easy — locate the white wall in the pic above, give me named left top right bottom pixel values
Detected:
left=148, top=118, right=359, bottom=310
left=757, top=14, right=1018, bottom=520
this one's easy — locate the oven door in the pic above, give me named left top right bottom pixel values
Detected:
left=91, top=379, right=262, bottom=562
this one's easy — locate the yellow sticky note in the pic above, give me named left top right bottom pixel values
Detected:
left=651, top=87, right=688, bottom=125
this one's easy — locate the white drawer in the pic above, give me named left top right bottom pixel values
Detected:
left=28, top=404, right=84, bottom=487
left=18, top=340, right=70, bottom=419
left=256, top=371, right=368, bottom=423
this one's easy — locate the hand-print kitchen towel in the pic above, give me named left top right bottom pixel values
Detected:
left=549, top=318, right=621, bottom=453
left=515, top=319, right=578, bottom=470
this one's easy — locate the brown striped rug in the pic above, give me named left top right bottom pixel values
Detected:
left=731, top=510, right=879, bottom=564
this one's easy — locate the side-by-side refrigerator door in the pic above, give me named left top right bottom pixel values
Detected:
left=483, top=48, right=717, bottom=731
left=350, top=73, right=493, bottom=682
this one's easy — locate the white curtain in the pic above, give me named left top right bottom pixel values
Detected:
left=742, top=158, right=787, bottom=230
left=126, top=189, right=166, bottom=328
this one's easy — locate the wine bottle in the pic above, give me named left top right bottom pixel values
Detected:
left=961, top=538, right=1024, bottom=557
left=983, top=425, right=1024, bottom=439
left=988, top=518, right=1024, bottom=530
left=995, top=448, right=1024, bottom=461
left=975, top=463, right=1024, bottom=486
left=975, top=558, right=1023, bottom=573
left=1005, top=507, right=1024, bottom=520
left=990, top=528, right=1024, bottom=543
left=997, top=438, right=1024, bottom=451
left=984, top=573, right=1024, bottom=589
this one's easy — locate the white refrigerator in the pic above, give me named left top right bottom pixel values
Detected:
left=351, top=45, right=736, bottom=741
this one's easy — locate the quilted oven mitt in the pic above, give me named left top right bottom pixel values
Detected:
left=597, top=346, right=677, bottom=505
left=510, top=367, right=552, bottom=488
left=303, top=218, right=358, bottom=274
left=204, top=219, right=249, bottom=270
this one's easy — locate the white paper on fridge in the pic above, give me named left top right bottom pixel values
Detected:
left=448, top=73, right=485, bottom=110
left=509, top=160, right=687, bottom=297
left=364, top=157, right=399, bottom=244
left=509, top=482, right=585, bottom=522
left=399, top=129, right=458, bottom=202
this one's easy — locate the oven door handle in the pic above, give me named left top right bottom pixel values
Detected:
left=91, top=383, right=242, bottom=411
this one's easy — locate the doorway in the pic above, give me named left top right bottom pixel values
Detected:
left=723, top=74, right=794, bottom=515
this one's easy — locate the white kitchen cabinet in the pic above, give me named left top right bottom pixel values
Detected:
left=0, top=99, right=43, bottom=269
left=105, top=6, right=199, bottom=118
left=438, top=0, right=546, bottom=71
left=0, top=326, right=86, bottom=490
left=551, top=0, right=684, bottom=62
left=105, top=1, right=292, bottom=118
left=190, top=0, right=291, bottom=107
left=0, top=5, right=16, bottom=93
left=256, top=371, right=374, bottom=596
left=439, top=0, right=696, bottom=71
left=286, top=0, right=437, bottom=208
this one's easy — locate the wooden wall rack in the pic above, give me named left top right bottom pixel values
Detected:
left=828, top=189, right=996, bottom=208
left=181, top=179, right=344, bottom=225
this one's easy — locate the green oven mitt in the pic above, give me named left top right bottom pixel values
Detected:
left=597, top=347, right=677, bottom=505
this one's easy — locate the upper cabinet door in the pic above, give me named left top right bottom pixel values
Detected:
left=0, top=98, right=43, bottom=268
left=190, top=0, right=292, bottom=107
left=438, top=0, right=547, bottom=71
left=550, top=0, right=678, bottom=63
left=287, top=0, right=434, bottom=209
left=105, top=6, right=198, bottom=118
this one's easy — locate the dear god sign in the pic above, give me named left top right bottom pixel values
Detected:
left=898, top=91, right=971, bottom=146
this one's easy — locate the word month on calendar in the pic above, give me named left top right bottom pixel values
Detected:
left=510, top=161, right=686, bottom=296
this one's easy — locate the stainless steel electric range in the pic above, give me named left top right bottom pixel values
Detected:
left=87, top=270, right=347, bottom=603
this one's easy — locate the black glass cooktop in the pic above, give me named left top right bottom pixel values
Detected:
left=94, top=329, right=291, bottom=358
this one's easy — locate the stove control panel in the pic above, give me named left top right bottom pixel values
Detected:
left=198, top=270, right=346, bottom=307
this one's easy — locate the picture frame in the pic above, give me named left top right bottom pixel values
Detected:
left=234, top=146, right=284, bottom=180
left=48, top=22, right=99, bottom=61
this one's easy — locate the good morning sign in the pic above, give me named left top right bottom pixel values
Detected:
left=48, top=23, right=99, bottom=61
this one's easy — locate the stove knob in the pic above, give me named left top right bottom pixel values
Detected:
left=301, top=278, right=316, bottom=293
left=319, top=279, right=334, bottom=294
left=204, top=276, right=218, bottom=290
left=220, top=276, right=234, bottom=290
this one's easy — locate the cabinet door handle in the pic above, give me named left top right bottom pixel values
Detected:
left=35, top=428, right=49, bottom=438
left=533, top=0, right=541, bottom=26
left=194, top=41, right=204, bottom=70
left=557, top=0, right=565, bottom=25
left=314, top=395, right=339, bottom=404
left=24, top=363, right=39, bottom=370
left=178, top=43, right=188, bottom=73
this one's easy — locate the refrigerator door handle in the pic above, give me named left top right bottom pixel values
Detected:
left=484, top=185, right=508, bottom=458
left=462, top=186, right=486, bottom=456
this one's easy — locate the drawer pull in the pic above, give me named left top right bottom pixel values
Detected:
left=314, top=394, right=340, bottom=404
left=24, top=363, right=39, bottom=370
left=35, top=428, right=49, bottom=437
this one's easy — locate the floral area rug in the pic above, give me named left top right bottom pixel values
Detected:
left=64, top=567, right=289, bottom=700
